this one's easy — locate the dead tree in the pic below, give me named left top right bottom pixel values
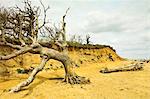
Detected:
left=69, top=35, right=83, bottom=44
left=86, top=34, right=90, bottom=44
left=100, top=62, right=144, bottom=73
left=0, top=0, right=90, bottom=93
left=44, top=8, right=69, bottom=53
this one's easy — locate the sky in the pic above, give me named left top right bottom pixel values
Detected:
left=1, top=0, right=150, bottom=59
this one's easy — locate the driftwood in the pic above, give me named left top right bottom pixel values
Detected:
left=100, top=62, right=144, bottom=73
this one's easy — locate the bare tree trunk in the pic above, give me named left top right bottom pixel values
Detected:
left=9, top=48, right=90, bottom=93
left=0, top=0, right=90, bottom=93
left=9, top=55, right=49, bottom=93
left=41, top=48, right=90, bottom=84
left=62, top=60, right=90, bottom=84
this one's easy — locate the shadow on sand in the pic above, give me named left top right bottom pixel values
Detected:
left=21, top=76, right=64, bottom=98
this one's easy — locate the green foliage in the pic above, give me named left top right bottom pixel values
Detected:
left=67, top=41, right=116, bottom=52
left=16, top=68, right=30, bottom=74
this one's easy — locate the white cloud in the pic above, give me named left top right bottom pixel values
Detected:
left=80, top=4, right=150, bottom=59
left=82, top=11, right=149, bottom=34
left=1, top=0, right=150, bottom=59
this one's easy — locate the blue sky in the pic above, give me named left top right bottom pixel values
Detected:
left=1, top=0, right=150, bottom=59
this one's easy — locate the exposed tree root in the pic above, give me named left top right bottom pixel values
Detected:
left=0, top=0, right=91, bottom=93
left=100, top=62, right=144, bottom=73
left=63, top=73, right=90, bottom=84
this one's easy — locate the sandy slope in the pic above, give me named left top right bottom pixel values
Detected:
left=0, top=60, right=150, bottom=99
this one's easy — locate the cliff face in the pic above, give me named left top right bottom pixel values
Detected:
left=0, top=45, right=123, bottom=69
left=68, top=47, right=123, bottom=65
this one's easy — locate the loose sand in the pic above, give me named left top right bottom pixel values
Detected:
left=0, top=60, right=150, bottom=99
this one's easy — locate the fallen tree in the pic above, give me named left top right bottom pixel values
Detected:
left=0, top=0, right=90, bottom=93
left=100, top=62, right=144, bottom=73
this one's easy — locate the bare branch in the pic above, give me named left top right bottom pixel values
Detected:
left=38, top=0, right=50, bottom=29
left=0, top=47, right=32, bottom=60
left=0, top=1, right=90, bottom=93
left=9, top=55, right=49, bottom=93
left=0, top=42, right=22, bottom=49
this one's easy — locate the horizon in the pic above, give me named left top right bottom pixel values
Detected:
left=1, top=0, right=150, bottom=59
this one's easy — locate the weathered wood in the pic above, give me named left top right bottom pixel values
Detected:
left=40, top=48, right=90, bottom=85
left=0, top=0, right=90, bottom=93
left=9, top=55, right=48, bottom=93
left=8, top=47, right=90, bottom=93
left=100, top=62, right=144, bottom=73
